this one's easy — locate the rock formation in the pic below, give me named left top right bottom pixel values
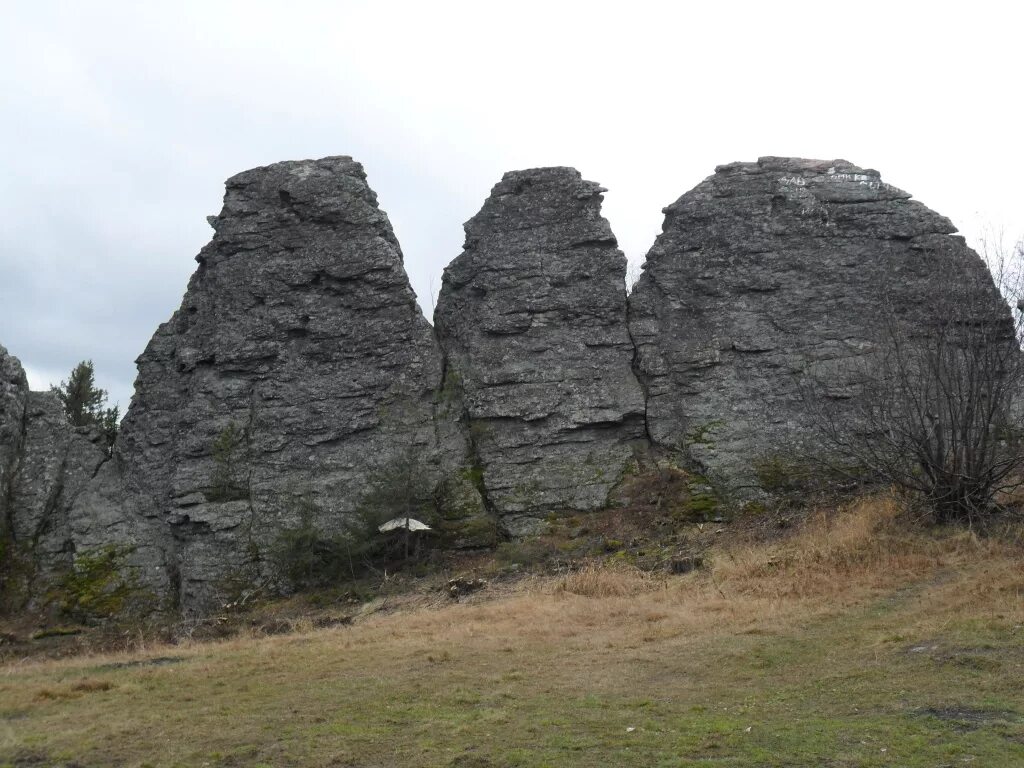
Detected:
left=1, top=154, right=1011, bottom=614
left=435, top=168, right=646, bottom=533
left=97, top=156, right=482, bottom=610
left=0, top=347, right=110, bottom=601
left=0, top=346, right=28, bottom=528
left=629, top=157, right=1008, bottom=491
left=9, top=394, right=109, bottom=571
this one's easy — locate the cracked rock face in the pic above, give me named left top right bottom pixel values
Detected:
left=10, top=393, right=109, bottom=574
left=109, top=156, right=473, bottom=610
left=0, top=347, right=112, bottom=600
left=435, top=168, right=646, bottom=530
left=629, top=157, right=1007, bottom=491
left=0, top=345, right=28, bottom=527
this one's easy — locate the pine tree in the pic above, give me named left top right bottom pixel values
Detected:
left=51, top=360, right=120, bottom=446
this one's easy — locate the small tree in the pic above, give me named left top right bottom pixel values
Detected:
left=208, top=421, right=248, bottom=502
left=271, top=499, right=354, bottom=590
left=355, top=445, right=437, bottom=559
left=803, top=240, right=1024, bottom=524
left=51, top=360, right=119, bottom=446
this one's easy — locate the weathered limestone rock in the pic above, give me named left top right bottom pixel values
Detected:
left=106, top=156, right=479, bottom=610
left=0, top=348, right=114, bottom=604
left=435, top=168, right=646, bottom=531
left=0, top=346, right=28, bottom=528
left=629, top=157, right=1007, bottom=492
left=9, top=393, right=109, bottom=571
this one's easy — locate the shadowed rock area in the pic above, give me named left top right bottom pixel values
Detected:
left=10, top=394, right=108, bottom=573
left=628, top=157, right=1009, bottom=492
left=435, top=168, right=647, bottom=533
left=0, top=348, right=110, bottom=604
left=0, top=346, right=28, bottom=529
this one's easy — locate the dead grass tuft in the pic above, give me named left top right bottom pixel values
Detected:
left=552, top=561, right=665, bottom=598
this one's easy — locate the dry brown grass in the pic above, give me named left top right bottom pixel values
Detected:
left=2, top=492, right=1022, bottom=767
left=714, top=494, right=1016, bottom=601
left=5, top=493, right=1020, bottom=678
left=551, top=561, right=666, bottom=598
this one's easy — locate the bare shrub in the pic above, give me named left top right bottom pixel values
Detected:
left=803, top=239, right=1024, bottom=525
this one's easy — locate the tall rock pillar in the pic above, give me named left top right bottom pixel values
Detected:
left=435, top=168, right=646, bottom=533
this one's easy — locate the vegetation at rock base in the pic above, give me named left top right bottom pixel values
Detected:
left=48, top=544, right=149, bottom=624
left=0, top=540, right=34, bottom=614
left=270, top=448, right=456, bottom=591
left=270, top=503, right=354, bottom=591
left=355, top=445, right=437, bottom=532
left=1, top=492, right=1022, bottom=766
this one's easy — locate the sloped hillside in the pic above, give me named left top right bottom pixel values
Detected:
left=2, top=494, right=1022, bottom=767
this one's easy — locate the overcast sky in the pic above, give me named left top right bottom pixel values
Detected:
left=2, top=1, right=1022, bottom=410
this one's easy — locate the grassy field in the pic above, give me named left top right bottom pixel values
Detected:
left=1, top=496, right=1023, bottom=767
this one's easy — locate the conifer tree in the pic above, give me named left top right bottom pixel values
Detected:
left=51, top=360, right=119, bottom=446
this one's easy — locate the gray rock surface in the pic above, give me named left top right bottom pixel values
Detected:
left=0, top=348, right=114, bottom=602
left=629, top=157, right=1007, bottom=491
left=0, top=346, right=28, bottom=530
left=435, top=168, right=646, bottom=530
left=9, top=392, right=108, bottom=572
left=104, top=155, right=478, bottom=611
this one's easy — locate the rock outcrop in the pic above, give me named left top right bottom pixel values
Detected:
left=2, top=154, right=1012, bottom=615
left=102, top=155, right=481, bottom=610
left=629, top=157, right=1008, bottom=491
left=9, top=393, right=108, bottom=571
left=0, top=348, right=110, bottom=601
left=0, top=346, right=28, bottom=528
left=435, top=168, right=646, bottom=532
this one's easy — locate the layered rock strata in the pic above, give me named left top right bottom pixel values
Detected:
left=435, top=168, right=647, bottom=532
left=628, top=157, right=1009, bottom=490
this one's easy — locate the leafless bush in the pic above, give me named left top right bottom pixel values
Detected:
left=803, top=239, right=1024, bottom=524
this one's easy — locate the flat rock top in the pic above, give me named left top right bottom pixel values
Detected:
left=691, top=156, right=916, bottom=206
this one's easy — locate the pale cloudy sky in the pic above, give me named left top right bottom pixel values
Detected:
left=1, top=1, right=1022, bottom=410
